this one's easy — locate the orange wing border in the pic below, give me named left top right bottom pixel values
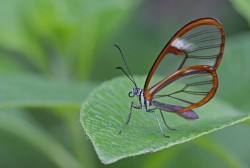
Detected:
left=145, top=65, right=218, bottom=112
left=143, top=18, right=225, bottom=94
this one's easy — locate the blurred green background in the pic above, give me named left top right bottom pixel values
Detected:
left=0, top=0, right=250, bottom=168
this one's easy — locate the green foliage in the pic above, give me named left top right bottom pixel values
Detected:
left=0, top=0, right=142, bottom=167
left=0, top=74, right=95, bottom=108
left=0, top=0, right=138, bottom=79
left=80, top=76, right=249, bottom=164
left=0, top=0, right=141, bottom=167
left=0, top=74, right=97, bottom=167
left=218, top=31, right=250, bottom=110
left=0, top=110, right=82, bottom=168
left=231, top=0, right=250, bottom=25
left=0, top=0, right=249, bottom=167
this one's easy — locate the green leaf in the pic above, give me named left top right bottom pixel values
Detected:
left=0, top=110, right=82, bottom=168
left=0, top=74, right=95, bottom=108
left=218, top=31, right=250, bottom=110
left=194, top=137, right=247, bottom=168
left=230, top=0, right=250, bottom=25
left=0, top=0, right=141, bottom=79
left=80, top=76, right=250, bottom=164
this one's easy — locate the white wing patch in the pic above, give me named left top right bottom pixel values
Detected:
left=171, top=38, right=194, bottom=51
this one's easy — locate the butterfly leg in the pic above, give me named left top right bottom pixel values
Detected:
left=119, top=101, right=140, bottom=134
left=146, top=108, right=157, bottom=113
left=153, top=111, right=169, bottom=138
left=159, top=109, right=176, bottom=131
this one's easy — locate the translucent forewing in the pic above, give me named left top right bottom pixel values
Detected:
left=144, top=18, right=224, bottom=113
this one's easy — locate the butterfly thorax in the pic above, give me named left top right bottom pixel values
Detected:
left=129, top=88, right=151, bottom=109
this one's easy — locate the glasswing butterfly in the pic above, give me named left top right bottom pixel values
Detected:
left=115, top=17, right=225, bottom=137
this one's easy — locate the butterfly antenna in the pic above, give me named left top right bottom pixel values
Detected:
left=114, top=44, right=137, bottom=87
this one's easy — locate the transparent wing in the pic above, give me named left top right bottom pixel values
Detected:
left=144, top=18, right=225, bottom=93
left=146, top=65, right=218, bottom=112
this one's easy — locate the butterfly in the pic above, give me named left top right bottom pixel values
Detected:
left=115, top=17, right=225, bottom=137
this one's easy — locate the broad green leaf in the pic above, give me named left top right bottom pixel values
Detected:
left=80, top=76, right=250, bottom=164
left=0, top=74, right=95, bottom=108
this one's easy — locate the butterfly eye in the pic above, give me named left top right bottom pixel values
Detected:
left=128, top=91, right=134, bottom=98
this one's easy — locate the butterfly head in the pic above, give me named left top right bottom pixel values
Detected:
left=128, top=88, right=140, bottom=98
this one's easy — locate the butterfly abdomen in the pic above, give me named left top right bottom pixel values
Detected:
left=151, top=101, right=199, bottom=120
